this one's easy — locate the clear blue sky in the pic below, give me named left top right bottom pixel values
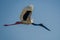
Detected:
left=0, top=0, right=60, bottom=40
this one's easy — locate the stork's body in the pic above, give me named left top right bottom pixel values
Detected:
left=4, top=4, right=51, bottom=31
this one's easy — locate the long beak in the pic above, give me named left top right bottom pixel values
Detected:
left=32, top=23, right=51, bottom=31
left=4, top=21, right=22, bottom=26
left=39, top=24, right=51, bottom=31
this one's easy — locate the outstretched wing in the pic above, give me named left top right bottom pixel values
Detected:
left=20, top=5, right=33, bottom=21
left=20, top=10, right=32, bottom=21
left=23, top=11, right=32, bottom=21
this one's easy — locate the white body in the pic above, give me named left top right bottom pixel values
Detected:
left=20, top=4, right=34, bottom=24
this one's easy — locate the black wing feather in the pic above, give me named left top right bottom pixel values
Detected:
left=23, top=11, right=31, bottom=21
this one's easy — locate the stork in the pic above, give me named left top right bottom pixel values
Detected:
left=4, top=4, right=51, bottom=31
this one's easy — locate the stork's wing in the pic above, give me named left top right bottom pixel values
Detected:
left=23, top=11, right=32, bottom=21
left=20, top=8, right=32, bottom=21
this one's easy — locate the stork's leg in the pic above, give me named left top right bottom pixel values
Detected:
left=4, top=21, right=23, bottom=26
left=32, top=23, right=51, bottom=31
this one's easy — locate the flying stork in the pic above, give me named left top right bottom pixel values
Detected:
left=4, top=4, right=51, bottom=31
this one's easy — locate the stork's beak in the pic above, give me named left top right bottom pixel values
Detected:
left=39, top=24, right=51, bottom=31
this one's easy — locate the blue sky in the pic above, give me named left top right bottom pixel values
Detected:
left=0, top=0, right=60, bottom=40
